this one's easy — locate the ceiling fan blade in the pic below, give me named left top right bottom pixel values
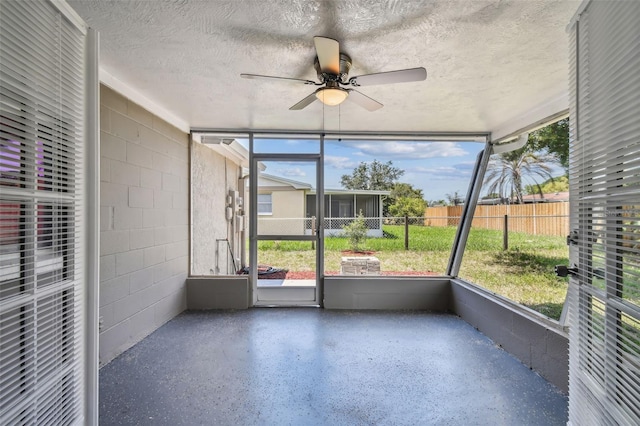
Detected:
left=346, top=90, right=383, bottom=111
left=350, top=67, right=427, bottom=87
left=289, top=92, right=318, bottom=110
left=313, top=36, right=340, bottom=74
left=241, top=73, right=316, bottom=85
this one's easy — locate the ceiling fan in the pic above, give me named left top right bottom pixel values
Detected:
left=241, top=36, right=427, bottom=111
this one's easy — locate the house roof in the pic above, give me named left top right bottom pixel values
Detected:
left=197, top=136, right=250, bottom=168
left=310, top=189, right=391, bottom=196
left=259, top=174, right=390, bottom=195
left=259, top=173, right=312, bottom=190
left=521, top=191, right=569, bottom=202
left=479, top=191, right=570, bottom=204
left=68, top=1, right=580, bottom=140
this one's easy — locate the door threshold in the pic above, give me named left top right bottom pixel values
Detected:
left=257, top=279, right=316, bottom=287
left=253, top=303, right=321, bottom=308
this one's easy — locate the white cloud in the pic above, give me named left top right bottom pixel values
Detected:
left=409, top=161, right=476, bottom=180
left=324, top=155, right=357, bottom=169
left=349, top=141, right=468, bottom=159
left=276, top=167, right=306, bottom=177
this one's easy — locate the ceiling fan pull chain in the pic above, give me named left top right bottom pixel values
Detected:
left=322, top=99, right=325, bottom=135
left=339, top=103, right=341, bottom=140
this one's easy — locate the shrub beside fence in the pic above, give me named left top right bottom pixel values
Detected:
left=424, top=202, right=569, bottom=237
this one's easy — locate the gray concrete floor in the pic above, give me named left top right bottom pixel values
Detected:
left=99, top=309, right=568, bottom=425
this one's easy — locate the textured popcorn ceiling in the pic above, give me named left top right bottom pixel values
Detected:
left=68, top=0, right=580, bottom=134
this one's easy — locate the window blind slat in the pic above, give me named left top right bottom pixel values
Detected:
left=0, top=66, right=85, bottom=123
left=0, top=5, right=84, bottom=88
left=0, top=0, right=86, bottom=424
left=568, top=1, right=640, bottom=425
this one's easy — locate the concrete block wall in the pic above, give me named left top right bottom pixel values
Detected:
left=99, top=85, right=189, bottom=365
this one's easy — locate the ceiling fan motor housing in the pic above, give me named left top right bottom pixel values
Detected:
left=314, top=53, right=352, bottom=83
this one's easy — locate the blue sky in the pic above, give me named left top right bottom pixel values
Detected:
left=239, top=138, right=485, bottom=202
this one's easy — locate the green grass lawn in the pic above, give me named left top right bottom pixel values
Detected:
left=258, top=225, right=569, bottom=320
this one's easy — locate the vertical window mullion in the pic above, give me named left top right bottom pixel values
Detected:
left=603, top=186, right=623, bottom=402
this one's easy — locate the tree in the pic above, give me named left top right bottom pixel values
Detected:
left=528, top=119, right=569, bottom=173
left=388, top=183, right=426, bottom=218
left=388, top=197, right=426, bottom=218
left=341, top=160, right=404, bottom=191
left=445, top=191, right=464, bottom=206
left=525, top=175, right=569, bottom=195
left=483, top=147, right=555, bottom=204
left=390, top=182, right=423, bottom=200
left=341, top=160, right=405, bottom=216
left=483, top=192, right=501, bottom=199
left=343, top=211, right=368, bottom=252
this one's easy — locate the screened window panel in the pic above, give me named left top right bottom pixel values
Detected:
left=568, top=1, right=640, bottom=424
left=0, top=1, right=87, bottom=424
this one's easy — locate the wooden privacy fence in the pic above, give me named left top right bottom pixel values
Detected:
left=424, top=202, right=570, bottom=236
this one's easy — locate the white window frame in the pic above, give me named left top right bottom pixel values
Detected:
left=0, top=1, right=98, bottom=425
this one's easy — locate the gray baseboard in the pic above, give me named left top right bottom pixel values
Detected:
left=324, top=276, right=452, bottom=310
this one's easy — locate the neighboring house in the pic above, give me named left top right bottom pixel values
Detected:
left=306, top=189, right=388, bottom=238
left=257, top=174, right=312, bottom=236
left=258, top=174, right=388, bottom=237
left=479, top=191, right=570, bottom=205
left=521, top=191, right=569, bottom=203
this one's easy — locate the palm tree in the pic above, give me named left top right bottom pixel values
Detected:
left=483, top=148, right=556, bottom=204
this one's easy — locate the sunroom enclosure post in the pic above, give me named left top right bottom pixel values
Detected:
left=447, top=140, right=493, bottom=276
left=248, top=133, right=257, bottom=305
left=317, top=135, right=325, bottom=306
left=328, top=194, right=332, bottom=230
left=85, top=27, right=100, bottom=426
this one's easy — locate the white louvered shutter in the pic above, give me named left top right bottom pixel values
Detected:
left=0, top=1, right=90, bottom=424
left=568, top=1, right=640, bottom=424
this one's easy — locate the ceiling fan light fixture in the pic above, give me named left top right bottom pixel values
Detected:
left=315, top=87, right=349, bottom=106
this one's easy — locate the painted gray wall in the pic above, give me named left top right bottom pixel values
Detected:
left=186, top=277, right=250, bottom=309
left=99, top=85, right=189, bottom=365
left=324, top=277, right=452, bottom=310
left=450, top=279, right=568, bottom=393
